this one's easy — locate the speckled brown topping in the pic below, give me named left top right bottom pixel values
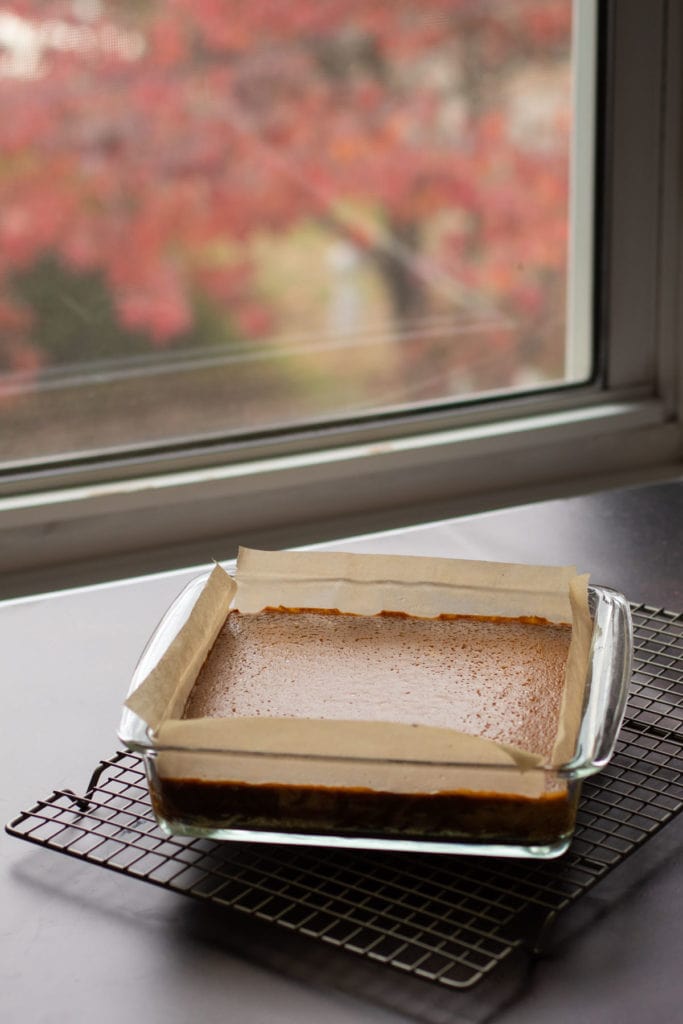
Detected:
left=183, top=610, right=571, bottom=760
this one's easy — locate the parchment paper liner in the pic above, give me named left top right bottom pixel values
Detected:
left=126, top=548, right=592, bottom=802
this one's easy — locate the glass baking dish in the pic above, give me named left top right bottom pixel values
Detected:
left=119, top=575, right=632, bottom=858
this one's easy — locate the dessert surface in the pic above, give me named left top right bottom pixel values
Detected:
left=183, top=610, right=571, bottom=760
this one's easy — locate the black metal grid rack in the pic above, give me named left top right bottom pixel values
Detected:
left=6, top=602, right=683, bottom=993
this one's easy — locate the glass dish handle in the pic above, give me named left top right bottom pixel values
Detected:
left=119, top=572, right=211, bottom=748
left=572, top=586, right=633, bottom=774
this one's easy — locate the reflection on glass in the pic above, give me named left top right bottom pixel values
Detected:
left=0, top=1, right=576, bottom=462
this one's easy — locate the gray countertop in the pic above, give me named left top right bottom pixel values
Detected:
left=2, top=478, right=682, bottom=1024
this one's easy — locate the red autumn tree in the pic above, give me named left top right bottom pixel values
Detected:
left=0, top=0, right=572, bottom=394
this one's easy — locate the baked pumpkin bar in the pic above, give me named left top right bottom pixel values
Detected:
left=152, top=608, right=577, bottom=845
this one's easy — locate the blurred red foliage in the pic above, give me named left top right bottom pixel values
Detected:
left=0, top=0, right=571, bottom=379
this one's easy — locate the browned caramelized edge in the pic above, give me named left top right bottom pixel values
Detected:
left=255, top=606, right=572, bottom=628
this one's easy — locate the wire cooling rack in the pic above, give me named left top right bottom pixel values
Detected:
left=6, top=602, right=683, bottom=994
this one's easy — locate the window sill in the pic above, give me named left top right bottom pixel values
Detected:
left=0, top=395, right=679, bottom=597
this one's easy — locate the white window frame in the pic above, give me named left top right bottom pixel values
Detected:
left=0, top=0, right=680, bottom=596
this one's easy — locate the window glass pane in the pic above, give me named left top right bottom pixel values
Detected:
left=0, top=0, right=588, bottom=464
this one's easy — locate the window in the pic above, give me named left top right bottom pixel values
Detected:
left=0, top=1, right=680, bottom=594
left=1, top=0, right=589, bottom=461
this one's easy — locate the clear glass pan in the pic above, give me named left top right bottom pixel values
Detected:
left=119, top=576, right=632, bottom=858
